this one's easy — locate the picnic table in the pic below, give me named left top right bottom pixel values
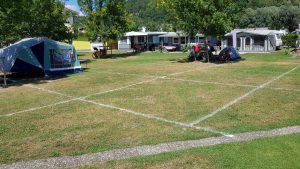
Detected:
left=163, top=46, right=177, bottom=52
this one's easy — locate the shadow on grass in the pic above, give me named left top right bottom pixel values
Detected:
left=89, top=52, right=142, bottom=60
left=105, top=52, right=142, bottom=59
left=0, top=70, right=87, bottom=89
left=170, top=54, right=245, bottom=64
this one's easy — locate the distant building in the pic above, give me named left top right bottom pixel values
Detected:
left=118, top=31, right=217, bottom=51
left=222, top=28, right=285, bottom=52
left=64, top=7, right=79, bottom=28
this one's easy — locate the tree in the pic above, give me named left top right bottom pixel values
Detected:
left=238, top=5, right=300, bottom=32
left=158, top=0, right=241, bottom=37
left=278, top=5, right=300, bottom=32
left=77, top=0, right=132, bottom=43
left=126, top=0, right=172, bottom=31
left=282, top=34, right=299, bottom=48
left=239, top=7, right=281, bottom=29
left=0, top=0, right=72, bottom=47
left=236, top=0, right=300, bottom=8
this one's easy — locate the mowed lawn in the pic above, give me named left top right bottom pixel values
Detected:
left=0, top=51, right=299, bottom=167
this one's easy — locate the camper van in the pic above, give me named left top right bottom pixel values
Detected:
left=273, top=30, right=285, bottom=48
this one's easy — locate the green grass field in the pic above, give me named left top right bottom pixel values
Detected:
left=78, top=134, right=300, bottom=169
left=0, top=51, right=299, bottom=168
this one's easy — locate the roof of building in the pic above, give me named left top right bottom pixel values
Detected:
left=158, top=32, right=180, bottom=37
left=225, top=28, right=285, bottom=36
left=124, top=31, right=205, bottom=37
left=125, top=31, right=148, bottom=36
left=64, top=7, right=79, bottom=15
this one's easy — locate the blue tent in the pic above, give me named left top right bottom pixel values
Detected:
left=218, top=47, right=241, bottom=60
left=0, top=38, right=82, bottom=76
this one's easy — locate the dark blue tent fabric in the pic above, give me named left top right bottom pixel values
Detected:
left=219, top=47, right=241, bottom=60
left=11, top=58, right=44, bottom=74
left=30, top=42, right=45, bottom=67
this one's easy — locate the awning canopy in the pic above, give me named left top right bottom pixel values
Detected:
left=125, top=31, right=148, bottom=36
left=158, top=32, right=181, bottom=38
left=225, top=29, right=280, bottom=37
left=158, top=32, right=204, bottom=38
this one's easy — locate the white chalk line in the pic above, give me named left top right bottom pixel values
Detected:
left=5, top=62, right=299, bottom=119
left=81, top=77, right=161, bottom=99
left=1, top=78, right=159, bottom=118
left=3, top=64, right=222, bottom=118
left=190, top=65, right=300, bottom=126
left=164, top=77, right=256, bottom=88
left=80, top=99, right=233, bottom=137
left=89, top=66, right=299, bottom=93
left=8, top=79, right=72, bottom=98
left=3, top=83, right=231, bottom=137
left=79, top=65, right=220, bottom=99
left=5, top=63, right=299, bottom=119
left=88, top=70, right=160, bottom=78
left=162, top=77, right=300, bottom=93
left=3, top=66, right=231, bottom=136
left=0, top=99, right=78, bottom=117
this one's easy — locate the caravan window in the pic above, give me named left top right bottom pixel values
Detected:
left=173, top=37, right=179, bottom=44
left=181, top=37, right=186, bottom=44
left=190, top=37, right=196, bottom=43
left=138, top=36, right=145, bottom=43
left=50, top=49, right=74, bottom=68
left=148, top=36, right=153, bottom=43
left=276, top=34, right=282, bottom=39
left=159, top=37, right=164, bottom=43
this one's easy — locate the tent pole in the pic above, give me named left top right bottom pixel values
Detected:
left=1, top=57, right=7, bottom=88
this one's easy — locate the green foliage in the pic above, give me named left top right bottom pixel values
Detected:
left=73, top=16, right=88, bottom=39
left=75, top=33, right=89, bottom=41
left=239, top=5, right=300, bottom=32
left=78, top=0, right=132, bottom=43
left=236, top=0, right=300, bottom=8
left=277, top=5, right=300, bottom=32
left=282, top=34, right=299, bottom=48
left=126, top=0, right=172, bottom=31
left=0, top=0, right=72, bottom=46
left=181, top=44, right=193, bottom=53
left=159, top=0, right=241, bottom=37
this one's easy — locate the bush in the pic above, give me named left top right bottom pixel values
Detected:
left=181, top=44, right=193, bottom=53
left=282, top=34, right=298, bottom=48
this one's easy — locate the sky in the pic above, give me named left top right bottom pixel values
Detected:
left=64, top=0, right=83, bottom=16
